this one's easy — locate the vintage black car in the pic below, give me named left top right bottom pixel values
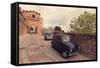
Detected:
left=51, top=34, right=79, bottom=58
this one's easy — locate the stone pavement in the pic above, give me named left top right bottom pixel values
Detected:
left=19, top=34, right=91, bottom=64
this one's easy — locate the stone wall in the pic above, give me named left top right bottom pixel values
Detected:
left=19, top=13, right=27, bottom=35
left=65, top=33, right=96, bottom=59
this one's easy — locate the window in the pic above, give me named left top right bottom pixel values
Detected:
left=62, top=35, right=70, bottom=42
left=32, top=14, right=35, bottom=18
left=30, top=27, right=33, bottom=31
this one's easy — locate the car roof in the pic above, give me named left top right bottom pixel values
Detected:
left=64, top=41, right=75, bottom=49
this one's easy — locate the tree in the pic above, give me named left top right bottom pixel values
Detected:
left=70, top=11, right=96, bottom=34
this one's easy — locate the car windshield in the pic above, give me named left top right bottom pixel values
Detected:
left=62, top=35, right=70, bottom=42
left=46, top=32, right=52, bottom=36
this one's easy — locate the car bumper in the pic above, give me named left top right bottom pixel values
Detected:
left=69, top=52, right=79, bottom=56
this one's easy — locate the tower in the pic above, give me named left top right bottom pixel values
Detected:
left=19, top=8, right=43, bottom=35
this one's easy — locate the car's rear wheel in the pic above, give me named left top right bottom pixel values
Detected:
left=61, top=51, right=68, bottom=58
left=44, top=36, right=47, bottom=40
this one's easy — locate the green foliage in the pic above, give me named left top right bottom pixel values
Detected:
left=70, top=11, right=96, bottom=34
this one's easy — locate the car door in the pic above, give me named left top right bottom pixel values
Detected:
left=54, top=36, right=65, bottom=53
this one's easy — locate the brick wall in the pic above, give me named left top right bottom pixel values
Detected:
left=65, top=33, right=96, bottom=59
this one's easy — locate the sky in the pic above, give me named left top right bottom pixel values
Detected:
left=19, top=4, right=96, bottom=32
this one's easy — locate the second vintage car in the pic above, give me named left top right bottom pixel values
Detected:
left=44, top=32, right=53, bottom=40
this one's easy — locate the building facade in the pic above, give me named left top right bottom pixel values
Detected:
left=19, top=8, right=43, bottom=35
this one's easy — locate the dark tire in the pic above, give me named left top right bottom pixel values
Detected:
left=61, top=51, right=68, bottom=58
left=44, top=36, right=47, bottom=40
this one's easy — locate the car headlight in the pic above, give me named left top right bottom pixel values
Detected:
left=70, top=49, right=72, bottom=53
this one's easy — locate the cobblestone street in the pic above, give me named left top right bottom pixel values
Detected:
left=19, top=34, right=90, bottom=64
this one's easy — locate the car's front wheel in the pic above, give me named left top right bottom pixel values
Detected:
left=61, top=51, right=68, bottom=58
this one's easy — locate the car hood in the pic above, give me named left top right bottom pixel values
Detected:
left=63, top=41, right=75, bottom=49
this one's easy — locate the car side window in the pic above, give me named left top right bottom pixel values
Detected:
left=62, top=35, right=70, bottom=42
